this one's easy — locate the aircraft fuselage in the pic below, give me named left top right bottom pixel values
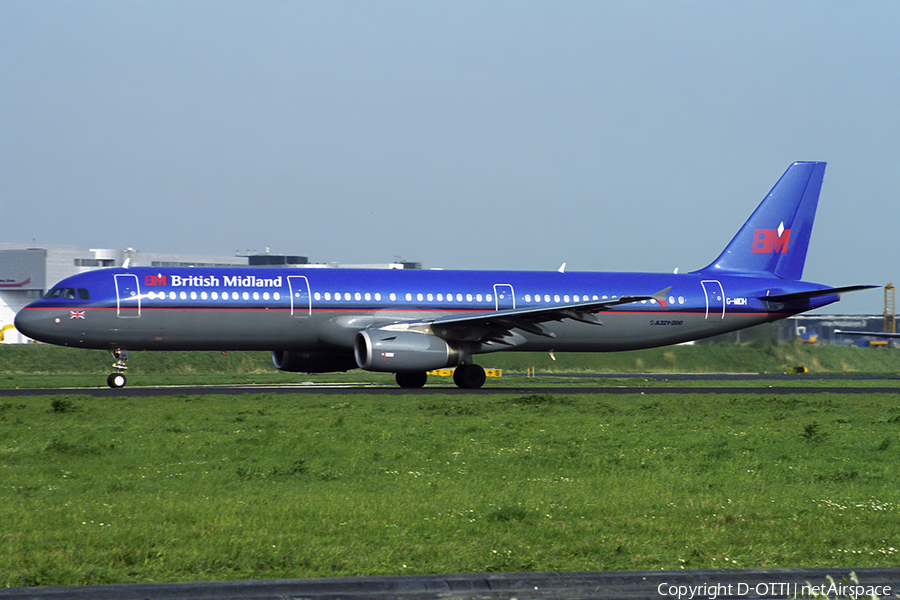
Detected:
left=15, top=266, right=836, bottom=352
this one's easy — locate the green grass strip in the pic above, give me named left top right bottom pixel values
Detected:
left=2, top=390, right=899, bottom=586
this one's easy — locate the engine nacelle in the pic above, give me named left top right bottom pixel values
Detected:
left=271, top=350, right=357, bottom=373
left=354, top=329, right=462, bottom=372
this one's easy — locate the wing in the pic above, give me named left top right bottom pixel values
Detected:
left=423, top=287, right=672, bottom=345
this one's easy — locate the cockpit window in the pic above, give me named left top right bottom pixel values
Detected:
left=43, top=287, right=90, bottom=300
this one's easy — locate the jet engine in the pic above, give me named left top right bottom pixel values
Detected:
left=354, top=329, right=463, bottom=372
left=271, top=350, right=358, bottom=373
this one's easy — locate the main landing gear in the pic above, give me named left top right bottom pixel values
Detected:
left=107, top=349, right=129, bottom=388
left=453, top=364, right=487, bottom=389
left=394, top=364, right=487, bottom=390
left=395, top=371, right=428, bottom=389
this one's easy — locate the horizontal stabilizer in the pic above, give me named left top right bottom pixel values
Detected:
left=761, top=285, right=877, bottom=303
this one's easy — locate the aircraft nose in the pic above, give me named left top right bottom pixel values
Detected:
left=14, top=307, right=52, bottom=343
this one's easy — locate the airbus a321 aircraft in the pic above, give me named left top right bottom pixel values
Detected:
left=16, top=162, right=873, bottom=389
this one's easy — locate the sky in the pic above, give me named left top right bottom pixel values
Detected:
left=2, top=1, right=898, bottom=314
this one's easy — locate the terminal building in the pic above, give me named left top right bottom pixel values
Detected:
left=0, top=243, right=419, bottom=343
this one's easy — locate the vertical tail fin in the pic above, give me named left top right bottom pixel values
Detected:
left=692, top=161, right=826, bottom=280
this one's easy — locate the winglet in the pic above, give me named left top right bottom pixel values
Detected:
left=653, top=286, right=672, bottom=308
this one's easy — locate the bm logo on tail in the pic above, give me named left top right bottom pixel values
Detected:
left=751, top=227, right=790, bottom=254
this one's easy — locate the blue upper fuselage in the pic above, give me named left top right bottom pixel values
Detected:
left=21, top=265, right=839, bottom=319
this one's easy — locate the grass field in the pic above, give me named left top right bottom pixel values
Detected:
left=2, top=388, right=899, bottom=587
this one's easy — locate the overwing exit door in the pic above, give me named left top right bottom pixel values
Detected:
left=493, top=284, right=515, bottom=310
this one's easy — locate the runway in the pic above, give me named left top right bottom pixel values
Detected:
left=0, top=567, right=897, bottom=599
left=1, top=373, right=898, bottom=397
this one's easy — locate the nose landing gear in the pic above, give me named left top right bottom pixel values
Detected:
left=107, top=349, right=129, bottom=388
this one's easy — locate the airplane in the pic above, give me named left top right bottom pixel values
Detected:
left=15, top=161, right=875, bottom=389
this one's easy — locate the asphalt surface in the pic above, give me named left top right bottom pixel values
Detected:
left=1, top=568, right=898, bottom=599
left=1, top=372, right=899, bottom=398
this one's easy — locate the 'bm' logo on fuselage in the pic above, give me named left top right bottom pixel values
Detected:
left=145, top=275, right=168, bottom=286
left=751, top=228, right=790, bottom=254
